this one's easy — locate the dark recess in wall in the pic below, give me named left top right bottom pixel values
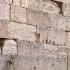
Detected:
left=0, top=38, right=6, bottom=54
left=50, top=0, right=63, bottom=15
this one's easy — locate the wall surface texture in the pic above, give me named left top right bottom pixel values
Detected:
left=0, top=0, right=70, bottom=70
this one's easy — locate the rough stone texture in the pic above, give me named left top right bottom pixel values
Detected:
left=13, top=0, right=20, bottom=6
left=0, top=2, right=10, bottom=20
left=63, top=3, right=70, bottom=16
left=66, top=16, right=70, bottom=31
left=0, top=0, right=12, bottom=4
left=42, top=1, right=60, bottom=14
left=7, top=22, right=36, bottom=41
left=0, top=20, right=8, bottom=38
left=3, top=40, right=17, bottom=55
left=29, top=0, right=60, bottom=14
left=0, top=0, right=70, bottom=70
left=11, top=5, right=27, bottom=23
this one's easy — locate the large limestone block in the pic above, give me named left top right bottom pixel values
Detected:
left=0, top=3, right=10, bottom=20
left=7, top=22, right=36, bottom=42
left=48, top=13, right=66, bottom=30
left=30, top=44, right=38, bottom=57
left=43, top=44, right=58, bottom=58
left=11, top=5, right=27, bottom=23
left=27, top=10, right=48, bottom=26
left=3, top=40, right=17, bottom=55
left=48, top=25, right=66, bottom=46
left=57, top=30, right=66, bottom=46
left=48, top=27, right=58, bottom=45
left=18, top=41, right=31, bottom=56
left=29, top=57, right=39, bottom=70
left=29, top=0, right=60, bottom=13
left=57, top=48, right=67, bottom=58
left=14, top=56, right=30, bottom=70
left=43, top=58, right=67, bottom=70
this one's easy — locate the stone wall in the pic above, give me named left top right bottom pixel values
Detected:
left=0, top=0, right=70, bottom=70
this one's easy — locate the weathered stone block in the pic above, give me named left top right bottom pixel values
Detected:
left=43, top=58, right=67, bottom=70
left=48, top=27, right=58, bottom=45
left=48, top=13, right=66, bottom=30
left=30, top=44, right=38, bottom=57
left=38, top=45, right=44, bottom=57
left=13, top=0, right=20, bottom=6
left=42, top=1, right=60, bottom=14
left=30, top=57, right=39, bottom=70
left=21, top=0, right=29, bottom=8
left=57, top=16, right=66, bottom=30
left=57, top=30, right=66, bottom=46
left=14, top=56, right=26, bottom=70
left=11, top=5, right=27, bottom=23
left=0, top=3, right=10, bottom=20
left=18, top=41, right=31, bottom=56
left=3, top=40, right=17, bottom=55
left=27, top=10, right=48, bottom=26
left=7, top=22, right=36, bottom=41
left=63, top=3, right=70, bottom=16
left=57, top=50, right=67, bottom=58
left=29, top=0, right=43, bottom=12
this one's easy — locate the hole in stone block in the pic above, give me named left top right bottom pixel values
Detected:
left=46, top=40, right=48, bottom=44
left=50, top=0, right=63, bottom=15
left=34, top=66, right=36, bottom=69
left=35, top=33, right=40, bottom=43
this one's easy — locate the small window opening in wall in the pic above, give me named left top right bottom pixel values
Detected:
left=35, top=33, right=40, bottom=43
